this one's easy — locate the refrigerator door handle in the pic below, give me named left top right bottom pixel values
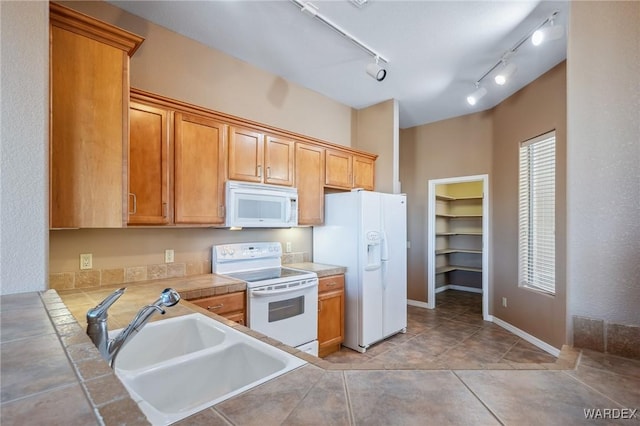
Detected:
left=381, top=259, right=388, bottom=288
left=381, top=231, right=389, bottom=262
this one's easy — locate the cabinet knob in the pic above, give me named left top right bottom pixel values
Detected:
left=257, top=165, right=262, bottom=178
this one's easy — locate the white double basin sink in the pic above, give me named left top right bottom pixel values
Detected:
left=113, top=313, right=307, bottom=425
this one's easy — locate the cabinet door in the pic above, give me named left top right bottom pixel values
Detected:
left=174, top=112, right=227, bottom=224
left=324, top=149, right=353, bottom=189
left=50, top=24, right=128, bottom=228
left=353, top=155, right=375, bottom=191
left=228, top=126, right=264, bottom=183
left=295, top=143, right=325, bottom=225
left=188, top=292, right=246, bottom=325
left=264, top=135, right=294, bottom=186
left=128, top=102, right=170, bottom=225
left=318, top=275, right=345, bottom=358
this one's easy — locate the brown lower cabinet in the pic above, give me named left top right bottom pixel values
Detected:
left=317, top=274, right=345, bottom=357
left=188, top=291, right=245, bottom=325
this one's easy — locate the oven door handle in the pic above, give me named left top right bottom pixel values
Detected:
left=250, top=281, right=317, bottom=297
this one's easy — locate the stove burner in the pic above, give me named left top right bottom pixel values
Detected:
left=224, top=267, right=309, bottom=283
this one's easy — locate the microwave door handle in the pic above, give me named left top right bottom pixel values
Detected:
left=251, top=281, right=317, bottom=297
left=286, top=199, right=292, bottom=222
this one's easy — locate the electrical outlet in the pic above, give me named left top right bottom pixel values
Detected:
left=80, top=253, right=92, bottom=270
left=502, top=297, right=508, bottom=308
left=165, top=249, right=174, bottom=263
left=285, top=242, right=292, bottom=253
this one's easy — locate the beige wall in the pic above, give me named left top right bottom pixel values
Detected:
left=566, top=2, right=640, bottom=330
left=354, top=100, right=399, bottom=193
left=399, top=112, right=493, bottom=301
left=492, top=62, right=567, bottom=349
left=59, top=1, right=353, bottom=148
left=49, top=1, right=359, bottom=279
left=0, top=1, right=49, bottom=295
left=400, top=62, right=566, bottom=348
left=49, top=228, right=311, bottom=273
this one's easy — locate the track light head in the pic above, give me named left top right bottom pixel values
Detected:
left=494, top=62, right=517, bottom=86
left=532, top=24, right=564, bottom=46
left=300, top=2, right=319, bottom=17
left=466, top=86, right=487, bottom=106
left=366, top=58, right=387, bottom=81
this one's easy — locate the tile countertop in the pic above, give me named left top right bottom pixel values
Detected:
left=1, top=266, right=345, bottom=425
left=285, top=262, right=347, bottom=278
left=1, top=265, right=586, bottom=425
left=59, top=273, right=248, bottom=330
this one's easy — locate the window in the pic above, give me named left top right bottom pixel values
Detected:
left=518, top=131, right=556, bottom=294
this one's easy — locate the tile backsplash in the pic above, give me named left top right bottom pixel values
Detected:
left=49, top=252, right=310, bottom=291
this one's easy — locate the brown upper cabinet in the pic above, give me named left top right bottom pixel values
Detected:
left=295, top=142, right=325, bottom=225
left=174, top=113, right=227, bottom=225
left=128, top=102, right=171, bottom=225
left=353, top=155, right=375, bottom=190
left=325, top=149, right=375, bottom=191
left=129, top=92, right=228, bottom=226
left=49, top=3, right=143, bottom=228
left=228, top=127, right=294, bottom=186
left=129, top=88, right=376, bottom=227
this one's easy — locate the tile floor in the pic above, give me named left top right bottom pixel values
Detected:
left=189, top=290, right=640, bottom=425
left=197, top=347, right=640, bottom=425
left=325, top=290, right=558, bottom=369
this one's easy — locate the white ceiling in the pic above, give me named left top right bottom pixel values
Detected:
left=110, top=0, right=568, bottom=129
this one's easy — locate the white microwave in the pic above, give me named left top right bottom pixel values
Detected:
left=225, top=181, right=298, bottom=228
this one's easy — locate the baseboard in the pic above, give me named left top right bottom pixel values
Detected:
left=407, top=299, right=430, bottom=309
left=436, top=285, right=482, bottom=294
left=491, top=316, right=561, bottom=357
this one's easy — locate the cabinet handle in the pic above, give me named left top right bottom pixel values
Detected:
left=207, top=303, right=224, bottom=311
left=128, top=193, right=137, bottom=215
left=318, top=300, right=322, bottom=312
left=266, top=166, right=271, bottom=178
left=162, top=202, right=167, bottom=218
left=257, top=165, right=262, bottom=178
left=218, top=205, right=225, bottom=218
left=326, top=282, right=337, bottom=287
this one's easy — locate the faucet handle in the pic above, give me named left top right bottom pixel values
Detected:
left=87, top=287, right=126, bottom=322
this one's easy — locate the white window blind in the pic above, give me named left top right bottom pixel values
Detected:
left=518, top=131, right=556, bottom=294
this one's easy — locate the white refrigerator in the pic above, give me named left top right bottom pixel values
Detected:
left=313, top=191, right=407, bottom=353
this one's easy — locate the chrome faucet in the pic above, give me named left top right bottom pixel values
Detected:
left=86, top=287, right=181, bottom=367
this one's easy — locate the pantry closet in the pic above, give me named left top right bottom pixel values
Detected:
left=427, top=175, right=489, bottom=317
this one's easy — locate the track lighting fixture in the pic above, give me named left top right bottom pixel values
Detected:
left=466, top=85, right=487, bottom=106
left=531, top=21, right=564, bottom=46
left=366, top=57, right=387, bottom=81
left=494, top=62, right=517, bottom=86
left=291, top=0, right=389, bottom=81
left=466, top=10, right=562, bottom=106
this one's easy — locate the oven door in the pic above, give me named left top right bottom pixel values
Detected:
left=248, top=279, right=317, bottom=348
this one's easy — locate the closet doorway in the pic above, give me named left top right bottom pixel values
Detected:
left=427, top=175, right=489, bottom=320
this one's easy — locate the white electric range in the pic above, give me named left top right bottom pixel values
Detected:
left=212, top=242, right=318, bottom=356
